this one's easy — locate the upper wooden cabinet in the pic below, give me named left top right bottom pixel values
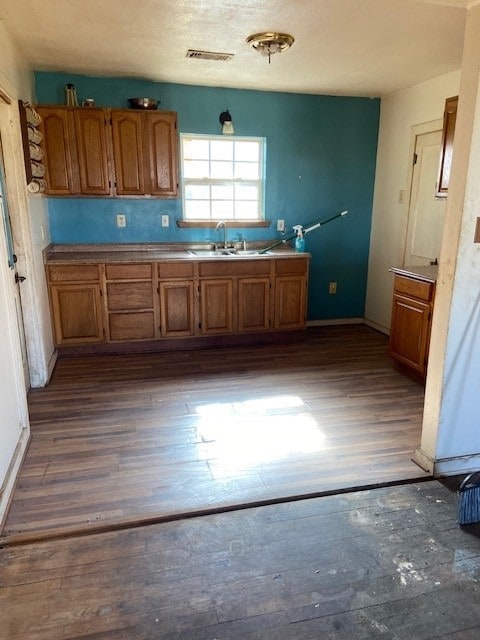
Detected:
left=436, top=95, right=458, bottom=198
left=37, top=105, right=178, bottom=198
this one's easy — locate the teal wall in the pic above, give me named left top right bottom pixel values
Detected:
left=34, top=71, right=380, bottom=320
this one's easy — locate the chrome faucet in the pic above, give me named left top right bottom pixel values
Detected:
left=216, top=220, right=228, bottom=249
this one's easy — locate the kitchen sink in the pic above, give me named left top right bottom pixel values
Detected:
left=187, top=249, right=271, bottom=257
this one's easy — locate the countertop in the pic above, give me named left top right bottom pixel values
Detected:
left=44, top=243, right=310, bottom=264
left=389, top=264, right=438, bottom=283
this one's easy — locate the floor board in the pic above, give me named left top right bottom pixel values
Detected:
left=2, top=325, right=429, bottom=542
left=2, top=481, right=480, bottom=639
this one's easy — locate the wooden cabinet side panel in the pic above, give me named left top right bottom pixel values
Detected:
left=389, top=294, right=430, bottom=374
left=238, top=278, right=270, bottom=332
left=200, top=279, right=234, bottom=335
left=160, top=281, right=195, bottom=337
left=274, top=276, right=307, bottom=330
left=37, top=107, right=79, bottom=195
left=111, top=111, right=145, bottom=195
left=50, top=284, right=103, bottom=345
left=74, top=109, right=111, bottom=195
left=145, top=112, right=178, bottom=197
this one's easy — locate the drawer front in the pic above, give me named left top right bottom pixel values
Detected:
left=394, top=275, right=433, bottom=302
left=106, top=281, right=153, bottom=310
left=48, top=264, right=99, bottom=282
left=275, top=258, right=309, bottom=275
left=105, top=263, right=152, bottom=280
left=199, top=260, right=270, bottom=277
left=158, top=262, right=194, bottom=279
left=109, top=312, right=155, bottom=341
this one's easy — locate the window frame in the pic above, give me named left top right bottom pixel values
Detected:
left=180, top=133, right=266, bottom=226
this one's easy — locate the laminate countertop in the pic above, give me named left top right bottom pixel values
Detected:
left=389, top=264, right=438, bottom=283
left=44, top=243, right=310, bottom=264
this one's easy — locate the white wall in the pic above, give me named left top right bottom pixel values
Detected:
left=365, top=70, right=461, bottom=332
left=0, top=19, right=54, bottom=525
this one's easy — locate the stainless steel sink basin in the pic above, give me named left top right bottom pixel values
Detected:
left=187, top=249, right=270, bottom=257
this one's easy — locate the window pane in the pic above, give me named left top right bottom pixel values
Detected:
left=183, top=138, right=209, bottom=160
left=185, top=200, right=210, bottom=219
left=185, top=184, right=210, bottom=200
left=234, top=162, right=259, bottom=179
left=235, top=201, right=259, bottom=219
left=235, top=184, right=258, bottom=200
left=211, top=161, right=233, bottom=179
left=211, top=140, right=233, bottom=161
left=184, top=160, right=209, bottom=179
left=235, top=141, right=260, bottom=162
left=212, top=200, right=234, bottom=218
left=212, top=184, right=234, bottom=200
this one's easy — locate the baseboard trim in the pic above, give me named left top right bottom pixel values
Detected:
left=0, top=427, right=31, bottom=533
left=47, top=349, right=58, bottom=383
left=364, top=318, right=390, bottom=336
left=414, top=447, right=480, bottom=476
left=307, top=317, right=365, bottom=327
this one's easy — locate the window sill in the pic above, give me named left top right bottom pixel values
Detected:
left=177, top=220, right=271, bottom=229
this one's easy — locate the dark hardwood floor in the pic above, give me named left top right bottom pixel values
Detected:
left=2, top=325, right=429, bottom=544
left=2, top=480, right=480, bottom=640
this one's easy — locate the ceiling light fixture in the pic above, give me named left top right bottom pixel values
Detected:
left=246, top=32, right=294, bottom=64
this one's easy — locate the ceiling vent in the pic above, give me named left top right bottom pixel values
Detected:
left=186, top=49, right=234, bottom=62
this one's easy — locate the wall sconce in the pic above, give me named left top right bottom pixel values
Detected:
left=219, top=110, right=234, bottom=135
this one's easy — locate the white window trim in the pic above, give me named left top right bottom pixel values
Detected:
left=180, top=133, right=266, bottom=222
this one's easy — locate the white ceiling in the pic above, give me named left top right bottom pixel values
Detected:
left=0, top=0, right=471, bottom=97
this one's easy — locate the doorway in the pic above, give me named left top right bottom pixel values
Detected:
left=404, top=121, right=445, bottom=267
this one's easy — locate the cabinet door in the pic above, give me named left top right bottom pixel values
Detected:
left=73, top=109, right=111, bottom=195
left=160, top=281, right=195, bottom=337
left=436, top=95, right=458, bottom=198
left=200, top=279, right=234, bottom=335
left=37, top=106, right=80, bottom=195
left=144, top=112, right=178, bottom=197
left=274, top=275, right=307, bottom=330
left=111, top=111, right=146, bottom=196
left=389, top=294, right=431, bottom=375
left=238, top=277, right=270, bottom=332
left=50, top=284, right=103, bottom=345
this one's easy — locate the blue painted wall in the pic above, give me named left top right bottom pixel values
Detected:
left=35, top=71, right=380, bottom=320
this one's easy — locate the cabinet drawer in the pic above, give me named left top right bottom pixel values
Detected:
left=106, top=282, right=153, bottom=310
left=105, top=263, right=152, bottom=280
left=199, top=260, right=270, bottom=277
left=48, top=264, right=99, bottom=282
left=109, top=311, right=155, bottom=341
left=275, top=258, right=309, bottom=275
left=158, top=262, right=194, bottom=279
left=393, top=275, right=433, bottom=302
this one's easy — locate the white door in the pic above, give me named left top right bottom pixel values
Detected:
left=404, top=129, right=445, bottom=266
left=0, top=134, right=29, bottom=380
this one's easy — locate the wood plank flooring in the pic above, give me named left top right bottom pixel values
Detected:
left=2, top=481, right=480, bottom=640
left=2, top=325, right=429, bottom=543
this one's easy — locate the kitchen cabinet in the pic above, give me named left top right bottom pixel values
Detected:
left=158, top=262, right=195, bottom=337
left=47, top=264, right=103, bottom=344
left=37, top=105, right=178, bottom=198
left=104, top=263, right=156, bottom=341
left=389, top=271, right=436, bottom=381
left=274, top=258, right=308, bottom=330
left=436, top=95, right=458, bottom=198
left=46, top=252, right=310, bottom=350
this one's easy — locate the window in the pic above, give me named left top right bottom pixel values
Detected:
left=181, top=134, right=265, bottom=221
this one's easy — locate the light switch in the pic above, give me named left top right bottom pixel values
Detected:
left=161, top=214, right=169, bottom=227
left=116, top=214, right=126, bottom=228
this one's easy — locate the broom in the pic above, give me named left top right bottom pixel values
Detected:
left=458, top=472, right=480, bottom=525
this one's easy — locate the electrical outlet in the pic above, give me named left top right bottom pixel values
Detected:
left=329, top=282, right=337, bottom=295
left=116, top=214, right=126, bottom=228
left=398, top=189, right=406, bottom=204
left=161, top=214, right=169, bottom=227
left=277, top=219, right=285, bottom=232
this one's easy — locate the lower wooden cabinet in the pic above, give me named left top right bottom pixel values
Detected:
left=389, top=272, right=436, bottom=380
left=50, top=284, right=103, bottom=344
left=47, top=255, right=309, bottom=349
